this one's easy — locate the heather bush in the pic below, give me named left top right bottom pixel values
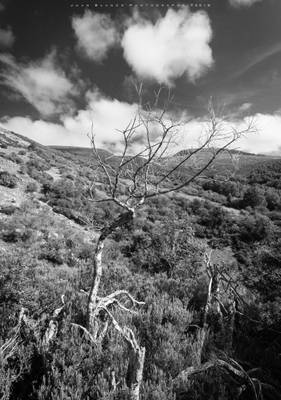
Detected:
left=0, top=171, right=17, bottom=188
left=25, top=181, right=38, bottom=193
left=0, top=205, right=18, bottom=215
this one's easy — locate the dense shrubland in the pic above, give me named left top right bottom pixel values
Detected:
left=1, top=115, right=281, bottom=399
left=1, top=187, right=280, bottom=399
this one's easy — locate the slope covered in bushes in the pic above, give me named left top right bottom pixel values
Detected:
left=0, top=128, right=281, bottom=399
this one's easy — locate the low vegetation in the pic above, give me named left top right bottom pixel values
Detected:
left=0, top=171, right=17, bottom=188
left=0, top=103, right=281, bottom=400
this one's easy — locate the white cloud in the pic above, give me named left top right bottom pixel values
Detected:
left=181, top=113, right=281, bottom=155
left=72, top=11, right=119, bottom=62
left=229, top=0, right=262, bottom=8
left=0, top=93, right=139, bottom=149
left=1, top=88, right=281, bottom=155
left=0, top=117, right=70, bottom=146
left=62, top=93, right=139, bottom=150
left=122, top=6, right=213, bottom=85
left=0, top=26, right=14, bottom=48
left=0, top=91, right=183, bottom=153
left=238, top=113, right=281, bottom=154
left=0, top=3, right=5, bottom=12
left=0, top=51, right=76, bottom=116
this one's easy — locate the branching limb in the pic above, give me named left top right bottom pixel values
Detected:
left=0, top=308, right=27, bottom=361
left=71, top=323, right=96, bottom=345
left=101, top=308, right=145, bottom=400
left=174, top=357, right=266, bottom=400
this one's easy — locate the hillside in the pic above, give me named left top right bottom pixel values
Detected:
left=50, top=143, right=281, bottom=176
left=49, top=145, right=113, bottom=160
left=1, top=127, right=281, bottom=400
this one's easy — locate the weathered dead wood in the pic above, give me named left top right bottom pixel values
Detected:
left=1, top=295, right=67, bottom=362
left=174, top=357, right=263, bottom=400
left=125, top=328, right=146, bottom=400
left=0, top=308, right=27, bottom=361
left=87, top=210, right=135, bottom=337
left=174, top=358, right=246, bottom=385
left=197, top=251, right=224, bottom=363
left=71, top=323, right=96, bottom=344
left=104, top=308, right=145, bottom=400
left=41, top=295, right=66, bottom=350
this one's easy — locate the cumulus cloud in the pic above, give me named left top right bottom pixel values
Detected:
left=62, top=93, right=139, bottom=150
left=0, top=26, right=14, bottom=48
left=122, top=6, right=213, bottom=85
left=0, top=51, right=76, bottom=116
left=72, top=11, right=119, bottom=62
left=238, top=113, right=281, bottom=154
left=229, top=0, right=262, bottom=8
left=0, top=93, right=139, bottom=149
left=0, top=90, right=182, bottom=152
left=180, top=113, right=281, bottom=155
left=0, top=117, right=70, bottom=146
left=1, top=86, right=281, bottom=155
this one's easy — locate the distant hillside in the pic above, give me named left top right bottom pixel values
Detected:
left=2, top=126, right=281, bottom=180
left=49, top=145, right=113, bottom=160
left=175, top=148, right=256, bottom=157
left=0, top=126, right=38, bottom=148
left=50, top=144, right=281, bottom=175
left=170, top=147, right=281, bottom=177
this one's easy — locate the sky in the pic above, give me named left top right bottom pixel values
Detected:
left=0, top=0, right=280, bottom=154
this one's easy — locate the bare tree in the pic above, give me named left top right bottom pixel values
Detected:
left=83, top=89, right=255, bottom=399
left=172, top=251, right=270, bottom=400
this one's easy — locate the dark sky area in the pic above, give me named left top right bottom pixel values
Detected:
left=0, top=0, right=280, bottom=153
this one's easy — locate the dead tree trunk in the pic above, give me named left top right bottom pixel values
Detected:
left=103, top=310, right=145, bottom=400
left=199, top=254, right=221, bottom=361
left=83, top=205, right=146, bottom=398
left=198, top=253, right=224, bottom=363
left=127, top=347, right=146, bottom=400
left=87, top=210, right=134, bottom=336
left=198, top=272, right=213, bottom=364
left=125, top=328, right=146, bottom=400
left=211, top=268, right=223, bottom=320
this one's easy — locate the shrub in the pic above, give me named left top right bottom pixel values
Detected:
left=25, top=181, right=38, bottom=193
left=202, top=179, right=240, bottom=197
left=241, top=185, right=265, bottom=209
left=0, top=170, right=17, bottom=188
left=28, top=142, right=38, bottom=151
left=2, top=227, right=33, bottom=243
left=38, top=239, right=66, bottom=265
left=26, top=157, right=50, bottom=171
left=0, top=205, right=18, bottom=215
left=7, top=152, right=23, bottom=164
left=265, top=188, right=280, bottom=211
left=238, top=213, right=273, bottom=243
